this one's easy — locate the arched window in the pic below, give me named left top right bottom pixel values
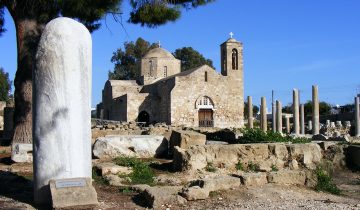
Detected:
left=196, top=96, right=214, bottom=109
left=205, top=71, right=208, bottom=82
left=232, top=49, right=238, bottom=70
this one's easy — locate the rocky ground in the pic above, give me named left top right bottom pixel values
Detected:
left=0, top=146, right=359, bottom=210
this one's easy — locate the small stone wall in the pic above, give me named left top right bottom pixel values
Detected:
left=173, top=143, right=335, bottom=172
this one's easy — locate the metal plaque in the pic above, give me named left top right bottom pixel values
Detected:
left=55, top=179, right=86, bottom=188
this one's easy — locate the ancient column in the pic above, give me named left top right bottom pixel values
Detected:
left=272, top=91, right=276, bottom=132
left=247, top=96, right=253, bottom=129
left=308, top=120, right=312, bottom=132
left=300, top=104, right=305, bottom=135
left=312, top=85, right=320, bottom=135
left=33, top=17, right=92, bottom=204
left=355, top=96, right=360, bottom=137
left=293, top=89, right=300, bottom=135
left=285, top=116, right=291, bottom=134
left=260, top=97, right=267, bottom=132
left=276, top=100, right=282, bottom=133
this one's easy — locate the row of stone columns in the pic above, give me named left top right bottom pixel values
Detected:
left=247, top=85, right=320, bottom=135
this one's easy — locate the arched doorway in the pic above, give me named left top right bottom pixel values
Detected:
left=196, top=96, right=214, bottom=127
left=137, top=111, right=150, bottom=125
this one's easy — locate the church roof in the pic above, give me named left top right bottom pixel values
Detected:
left=143, top=47, right=175, bottom=59
left=226, top=38, right=237, bottom=42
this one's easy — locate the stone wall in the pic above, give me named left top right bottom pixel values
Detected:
left=173, top=143, right=325, bottom=171
left=170, top=65, right=244, bottom=128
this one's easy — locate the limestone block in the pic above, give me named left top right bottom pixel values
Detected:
left=104, top=174, right=127, bottom=187
left=169, top=130, right=206, bottom=154
left=140, top=186, right=186, bottom=208
left=196, top=175, right=241, bottom=192
left=93, top=135, right=168, bottom=159
left=49, top=178, right=98, bottom=209
left=267, top=171, right=306, bottom=185
left=11, top=143, right=32, bottom=163
left=289, top=159, right=299, bottom=170
left=33, top=17, right=92, bottom=204
left=95, top=162, right=132, bottom=176
left=181, top=186, right=209, bottom=200
left=239, top=172, right=268, bottom=186
left=286, top=143, right=322, bottom=169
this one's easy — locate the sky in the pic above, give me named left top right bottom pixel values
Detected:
left=1, top=0, right=360, bottom=109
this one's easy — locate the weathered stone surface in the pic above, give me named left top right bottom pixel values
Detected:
left=239, top=172, right=268, bottom=186
left=140, top=186, right=186, bottom=208
left=104, top=174, right=128, bottom=187
left=267, top=171, right=306, bottom=185
left=181, top=186, right=209, bottom=201
left=169, top=130, right=206, bottom=155
left=33, top=17, right=92, bottom=204
left=95, top=162, right=132, bottom=176
left=193, top=175, right=241, bottom=192
left=49, top=178, right=98, bottom=209
left=286, top=143, right=322, bottom=169
left=11, top=143, right=32, bottom=163
left=289, top=159, right=299, bottom=170
left=173, top=144, right=270, bottom=171
left=318, top=141, right=337, bottom=150
left=93, top=135, right=167, bottom=159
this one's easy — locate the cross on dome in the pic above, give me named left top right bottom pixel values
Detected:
left=229, top=32, right=234, bottom=38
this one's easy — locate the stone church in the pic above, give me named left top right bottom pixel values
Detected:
left=100, top=36, right=244, bottom=128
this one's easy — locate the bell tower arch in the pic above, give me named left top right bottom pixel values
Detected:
left=220, top=32, right=243, bottom=77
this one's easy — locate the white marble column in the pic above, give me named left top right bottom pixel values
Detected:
left=247, top=96, right=253, bottom=129
left=276, top=100, right=282, bottom=133
left=33, top=17, right=92, bottom=204
left=312, top=85, right=320, bottom=135
left=293, top=89, right=300, bottom=135
left=260, top=97, right=267, bottom=132
left=300, top=104, right=305, bottom=135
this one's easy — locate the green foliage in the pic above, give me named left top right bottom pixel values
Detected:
left=315, top=167, right=340, bottom=195
left=247, top=161, right=259, bottom=172
left=173, top=47, right=214, bottom=71
left=114, top=156, right=155, bottom=185
left=205, top=162, right=217, bottom=172
left=109, top=38, right=157, bottom=80
left=235, top=160, right=244, bottom=171
left=234, top=128, right=311, bottom=144
left=271, top=164, right=278, bottom=172
left=283, top=100, right=332, bottom=116
left=0, top=6, right=5, bottom=36
left=92, top=167, right=109, bottom=185
left=129, top=0, right=214, bottom=27
left=120, top=187, right=135, bottom=194
left=0, top=67, right=11, bottom=101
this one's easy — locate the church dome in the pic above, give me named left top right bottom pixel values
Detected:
left=226, top=38, right=237, bottom=42
left=143, top=47, right=175, bottom=59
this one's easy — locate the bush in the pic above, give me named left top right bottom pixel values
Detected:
left=236, top=160, right=244, bottom=171
left=234, top=128, right=311, bottom=144
left=247, top=161, right=260, bottom=172
left=271, top=164, right=279, bottom=172
left=314, top=167, right=340, bottom=195
left=114, top=156, right=155, bottom=185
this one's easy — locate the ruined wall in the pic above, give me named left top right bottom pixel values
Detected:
left=169, top=65, right=244, bottom=128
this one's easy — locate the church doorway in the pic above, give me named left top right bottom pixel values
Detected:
left=198, top=109, right=214, bottom=127
left=137, top=111, right=150, bottom=125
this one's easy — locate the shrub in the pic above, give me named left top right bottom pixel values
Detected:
left=271, top=164, right=278, bottom=172
left=234, top=128, right=311, bottom=144
left=247, top=161, right=259, bottom=172
left=114, top=156, right=155, bottom=185
left=314, top=167, right=340, bottom=195
left=205, top=162, right=217, bottom=172
left=236, top=160, right=244, bottom=171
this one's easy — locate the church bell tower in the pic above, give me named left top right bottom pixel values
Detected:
left=220, top=32, right=243, bottom=77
